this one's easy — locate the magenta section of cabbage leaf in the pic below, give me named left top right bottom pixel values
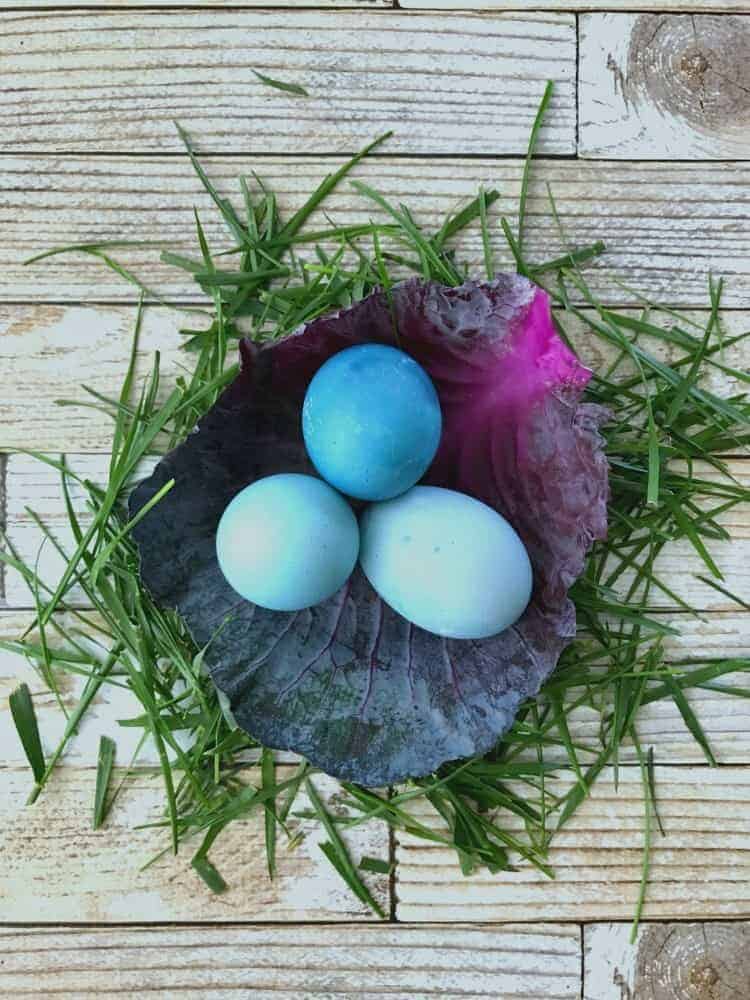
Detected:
left=131, top=276, right=610, bottom=785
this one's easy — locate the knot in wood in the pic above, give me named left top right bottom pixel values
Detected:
left=626, top=14, right=750, bottom=133
left=679, top=50, right=710, bottom=85
left=688, top=958, right=720, bottom=998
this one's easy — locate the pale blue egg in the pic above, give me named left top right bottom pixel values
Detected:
left=302, top=344, right=442, bottom=501
left=359, top=486, right=533, bottom=640
left=216, top=474, right=359, bottom=611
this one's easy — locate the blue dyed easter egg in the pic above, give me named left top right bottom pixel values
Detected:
left=216, top=474, right=359, bottom=612
left=302, top=344, right=442, bottom=502
left=359, top=486, right=533, bottom=640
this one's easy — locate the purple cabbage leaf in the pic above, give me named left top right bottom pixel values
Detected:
left=130, top=275, right=610, bottom=785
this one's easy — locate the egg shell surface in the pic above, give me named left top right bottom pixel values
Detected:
left=302, top=344, right=442, bottom=501
left=359, top=486, right=533, bottom=640
left=216, top=473, right=359, bottom=612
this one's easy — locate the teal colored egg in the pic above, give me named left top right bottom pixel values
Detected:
left=302, top=344, right=442, bottom=501
left=216, top=474, right=359, bottom=611
left=359, top=486, right=533, bottom=640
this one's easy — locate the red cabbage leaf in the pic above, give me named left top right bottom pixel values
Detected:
left=131, top=276, right=609, bottom=785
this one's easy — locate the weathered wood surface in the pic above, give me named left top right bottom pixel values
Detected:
left=404, top=2, right=747, bottom=10
left=1, top=305, right=191, bottom=453
left=7, top=0, right=392, bottom=5
left=0, top=765, right=389, bottom=922
left=5, top=452, right=747, bottom=612
left=3, top=304, right=747, bottom=453
left=0, top=923, right=582, bottom=1000
left=580, top=14, right=750, bottom=159
left=2, top=607, right=749, bottom=771
left=584, top=921, right=750, bottom=999
left=12, top=0, right=393, bottom=6
left=7, top=0, right=745, bottom=10
left=395, top=765, right=750, bottom=922
left=4, top=157, right=749, bottom=308
left=0, top=12, right=575, bottom=156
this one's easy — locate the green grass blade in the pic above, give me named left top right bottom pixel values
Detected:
left=660, top=671, right=717, bottom=765
left=9, top=684, right=46, bottom=786
left=305, top=778, right=385, bottom=918
left=252, top=69, right=309, bottom=97
left=261, top=748, right=277, bottom=879
left=282, top=133, right=392, bottom=241
left=630, top=731, right=652, bottom=943
left=359, top=856, right=392, bottom=875
left=517, top=80, right=553, bottom=260
left=191, top=823, right=228, bottom=893
left=665, top=277, right=722, bottom=426
left=478, top=185, right=494, bottom=279
left=93, top=735, right=117, bottom=829
left=647, top=746, right=666, bottom=838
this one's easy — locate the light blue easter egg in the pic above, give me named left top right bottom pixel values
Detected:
left=302, top=344, right=442, bottom=501
left=359, top=486, right=533, bottom=640
left=216, top=474, right=359, bottom=611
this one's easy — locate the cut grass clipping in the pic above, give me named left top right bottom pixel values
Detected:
left=5, top=82, right=749, bottom=933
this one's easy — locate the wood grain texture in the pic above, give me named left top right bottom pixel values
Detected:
left=5, top=156, right=750, bottom=308
left=3, top=304, right=747, bottom=453
left=9, top=0, right=393, bottom=5
left=403, top=2, right=748, bottom=10
left=5, top=0, right=743, bottom=8
left=584, top=922, right=750, bottom=999
left=396, top=766, right=750, bottom=922
left=580, top=14, right=750, bottom=159
left=0, top=923, right=582, bottom=999
left=2, top=607, right=749, bottom=772
left=0, top=304, right=192, bottom=453
left=0, top=11, right=575, bottom=156
left=4, top=452, right=748, bottom=612
left=0, top=765, right=389, bottom=922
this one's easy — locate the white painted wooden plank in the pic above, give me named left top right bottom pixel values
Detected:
left=404, top=2, right=747, bottom=10
left=11, top=0, right=392, bottom=6
left=584, top=922, right=750, bottom=999
left=5, top=0, right=742, bottom=7
left=0, top=305, right=191, bottom=453
left=2, top=607, right=749, bottom=770
left=3, top=304, right=747, bottom=453
left=0, top=923, right=581, bottom=1000
left=4, top=156, right=748, bottom=307
left=5, top=452, right=748, bottom=612
left=0, top=765, right=388, bottom=922
left=396, top=765, right=750, bottom=921
left=580, top=14, right=750, bottom=159
left=0, top=11, right=575, bottom=156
